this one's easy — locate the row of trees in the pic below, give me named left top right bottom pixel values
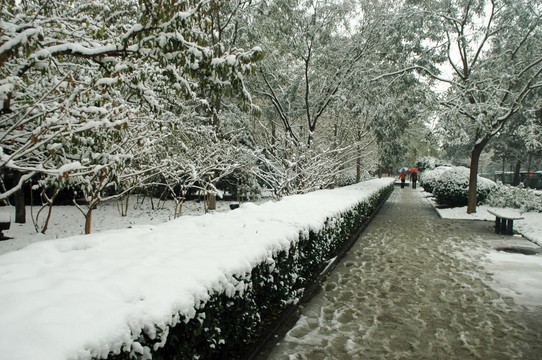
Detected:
left=1, top=0, right=265, bottom=232
left=416, top=0, right=542, bottom=213
left=1, top=0, right=541, bottom=233
left=247, top=0, right=542, bottom=213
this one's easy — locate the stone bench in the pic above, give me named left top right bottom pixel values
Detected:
left=487, top=209, right=524, bottom=235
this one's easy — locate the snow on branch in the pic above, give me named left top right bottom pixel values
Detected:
left=0, top=27, right=42, bottom=58
left=1, top=0, right=261, bottom=203
left=370, top=65, right=462, bottom=88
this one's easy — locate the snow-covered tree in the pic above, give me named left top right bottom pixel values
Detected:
left=252, top=132, right=356, bottom=198
left=1, top=0, right=262, bottom=229
left=249, top=0, right=391, bottom=145
left=517, top=109, right=542, bottom=185
left=239, top=0, right=413, bottom=193
left=400, top=0, right=542, bottom=213
left=0, top=0, right=262, bottom=201
left=146, top=116, right=252, bottom=216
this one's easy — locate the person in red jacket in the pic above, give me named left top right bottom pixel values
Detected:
left=399, top=170, right=407, bottom=189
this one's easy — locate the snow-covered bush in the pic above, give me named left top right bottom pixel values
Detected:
left=253, top=136, right=355, bottom=198
left=486, top=183, right=542, bottom=212
left=433, top=167, right=496, bottom=207
left=416, top=156, right=438, bottom=171
left=337, top=168, right=369, bottom=187
left=112, top=180, right=395, bottom=360
left=419, top=166, right=452, bottom=193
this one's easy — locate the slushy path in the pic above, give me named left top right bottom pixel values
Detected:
left=260, top=187, right=542, bottom=359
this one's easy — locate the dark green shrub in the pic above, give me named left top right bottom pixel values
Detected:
left=433, top=167, right=495, bottom=207
left=419, top=166, right=452, bottom=193
left=108, top=182, right=394, bottom=360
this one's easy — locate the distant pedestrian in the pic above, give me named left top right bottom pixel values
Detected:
left=411, top=171, right=417, bottom=189
left=399, top=170, right=407, bottom=189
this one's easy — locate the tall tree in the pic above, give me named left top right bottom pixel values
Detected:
left=242, top=0, right=428, bottom=193
left=248, top=0, right=387, bottom=145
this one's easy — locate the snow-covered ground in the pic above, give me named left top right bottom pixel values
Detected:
left=0, top=198, right=234, bottom=256
left=421, top=191, right=542, bottom=309
left=1, top=184, right=539, bottom=360
left=432, top=200, right=542, bottom=246
left=262, top=188, right=542, bottom=360
left=0, top=179, right=394, bottom=360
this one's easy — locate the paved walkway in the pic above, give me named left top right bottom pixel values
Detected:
left=258, top=188, right=542, bottom=359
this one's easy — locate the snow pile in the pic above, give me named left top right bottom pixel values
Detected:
left=0, top=178, right=394, bottom=360
left=484, top=250, right=542, bottom=307
left=515, top=212, right=542, bottom=246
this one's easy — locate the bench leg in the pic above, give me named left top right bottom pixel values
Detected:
left=507, top=220, right=514, bottom=235
left=495, top=217, right=501, bottom=234
left=501, top=219, right=509, bottom=235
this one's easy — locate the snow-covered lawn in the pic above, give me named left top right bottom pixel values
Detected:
left=0, top=198, right=233, bottom=256
left=0, top=178, right=394, bottom=360
left=421, top=191, right=542, bottom=308
left=434, top=203, right=542, bottom=246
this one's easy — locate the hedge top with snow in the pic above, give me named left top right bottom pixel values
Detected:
left=0, top=178, right=394, bottom=360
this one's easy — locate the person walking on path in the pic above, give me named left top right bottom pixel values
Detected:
left=399, top=170, right=407, bottom=188
left=259, top=188, right=542, bottom=360
left=411, top=171, right=417, bottom=189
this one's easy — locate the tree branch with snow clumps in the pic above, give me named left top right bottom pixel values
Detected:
left=0, top=0, right=262, bottom=202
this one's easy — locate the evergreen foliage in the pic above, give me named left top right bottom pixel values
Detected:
left=486, top=183, right=542, bottom=213
left=106, top=182, right=393, bottom=360
left=432, top=167, right=495, bottom=207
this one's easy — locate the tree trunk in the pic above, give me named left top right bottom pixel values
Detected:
left=355, top=130, right=361, bottom=183
left=40, top=203, right=54, bottom=234
left=207, top=194, right=216, bottom=211
left=356, top=157, right=361, bottom=183
left=13, top=172, right=25, bottom=224
left=512, top=160, right=521, bottom=186
left=85, top=208, right=93, bottom=234
left=501, top=157, right=505, bottom=183
left=467, top=141, right=487, bottom=214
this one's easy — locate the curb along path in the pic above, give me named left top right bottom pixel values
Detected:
left=259, top=188, right=542, bottom=359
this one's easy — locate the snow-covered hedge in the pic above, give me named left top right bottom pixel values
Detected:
left=419, top=166, right=452, bottom=193
left=0, top=178, right=394, bottom=360
left=486, top=182, right=542, bottom=212
left=432, top=166, right=496, bottom=207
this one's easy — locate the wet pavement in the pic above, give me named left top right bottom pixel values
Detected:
left=256, top=187, right=542, bottom=360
